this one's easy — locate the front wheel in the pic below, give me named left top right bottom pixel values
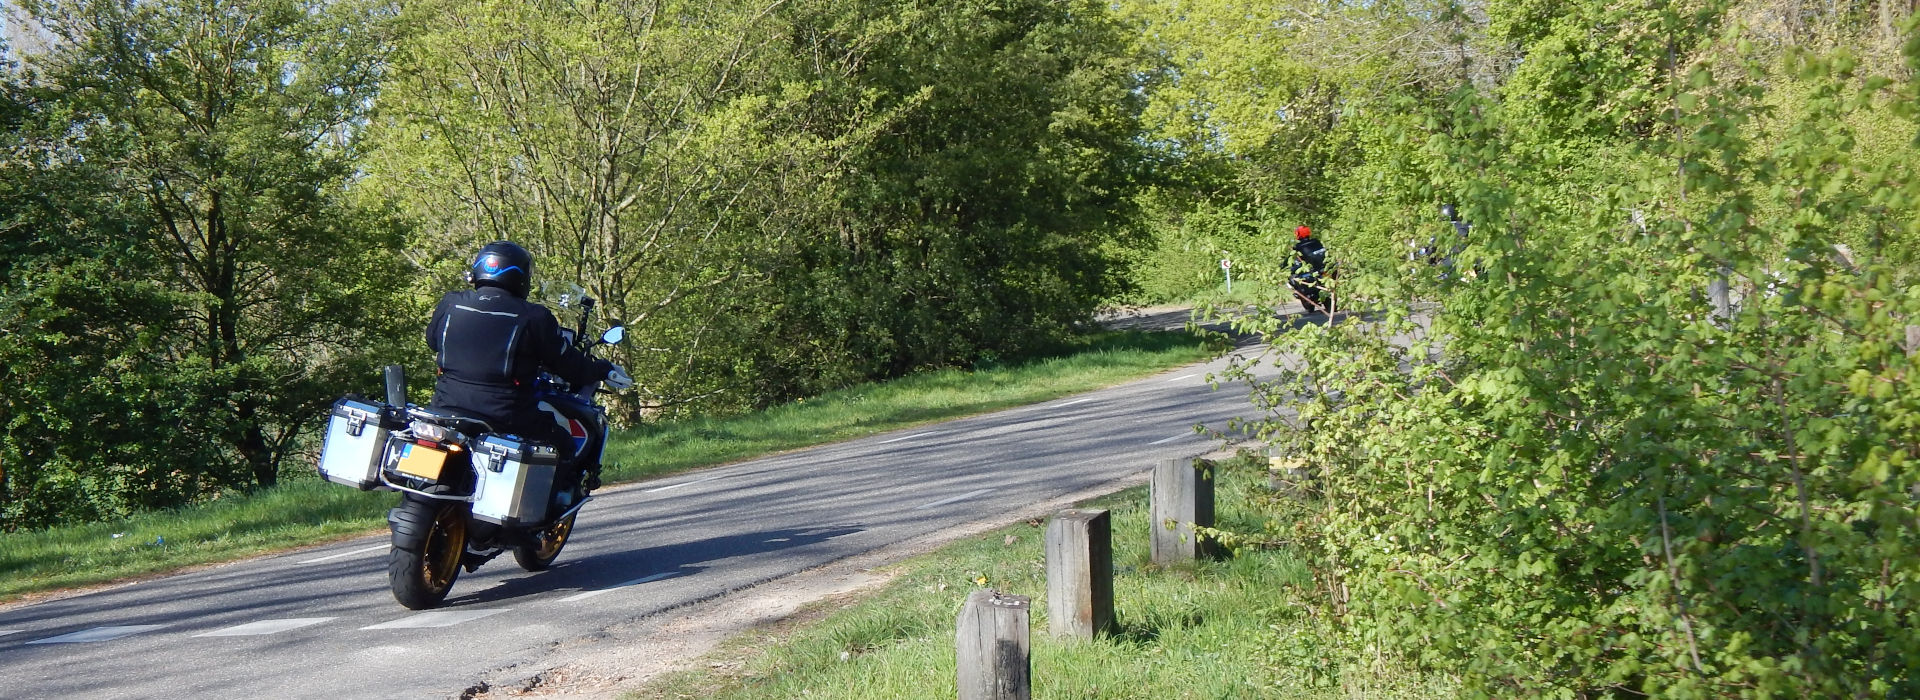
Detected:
left=389, top=496, right=468, bottom=609
left=512, top=511, right=576, bottom=572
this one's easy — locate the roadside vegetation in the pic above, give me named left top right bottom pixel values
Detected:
left=1137, top=0, right=1920, bottom=694
left=2, top=0, right=1915, bottom=694
left=1, top=0, right=1147, bottom=531
left=0, top=330, right=1213, bottom=602
left=626, top=454, right=1453, bottom=699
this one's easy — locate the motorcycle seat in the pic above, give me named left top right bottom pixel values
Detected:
left=406, top=406, right=495, bottom=434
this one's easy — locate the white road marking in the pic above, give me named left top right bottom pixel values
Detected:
left=559, top=571, right=685, bottom=602
left=195, top=618, right=336, bottom=637
left=26, top=625, right=169, bottom=645
left=878, top=431, right=945, bottom=445
left=0, top=630, right=18, bottom=638
left=644, top=475, right=727, bottom=493
left=1055, top=398, right=1095, bottom=408
left=298, top=544, right=387, bottom=564
left=1165, top=373, right=1198, bottom=382
left=361, top=609, right=508, bottom=630
left=1149, top=432, right=1193, bottom=445
left=914, top=488, right=995, bottom=510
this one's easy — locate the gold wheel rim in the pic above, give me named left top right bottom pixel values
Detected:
left=423, top=505, right=466, bottom=589
left=534, top=514, right=574, bottom=559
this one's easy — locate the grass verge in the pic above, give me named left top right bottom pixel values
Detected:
left=625, top=454, right=1453, bottom=699
left=600, top=329, right=1220, bottom=483
left=0, top=329, right=1216, bottom=603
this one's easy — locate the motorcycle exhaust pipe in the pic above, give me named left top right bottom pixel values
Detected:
left=384, top=364, right=407, bottom=408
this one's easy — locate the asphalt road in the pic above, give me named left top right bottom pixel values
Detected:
left=0, top=309, right=1294, bottom=699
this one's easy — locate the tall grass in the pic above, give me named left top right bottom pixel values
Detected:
left=626, top=455, right=1456, bottom=699
left=0, top=329, right=1213, bottom=602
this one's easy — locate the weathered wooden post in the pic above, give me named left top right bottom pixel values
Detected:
left=1045, top=509, right=1113, bottom=640
left=956, top=589, right=1031, bottom=700
left=1151, top=457, right=1217, bottom=564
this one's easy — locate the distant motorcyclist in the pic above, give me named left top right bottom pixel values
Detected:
left=425, top=241, right=633, bottom=488
left=1289, top=225, right=1332, bottom=313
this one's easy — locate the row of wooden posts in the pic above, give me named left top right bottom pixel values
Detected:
left=955, top=457, right=1218, bottom=700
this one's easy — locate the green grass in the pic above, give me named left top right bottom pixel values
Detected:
left=1181, top=278, right=1285, bottom=309
left=601, top=329, right=1221, bottom=484
left=625, top=455, right=1455, bottom=699
left=0, top=329, right=1215, bottom=603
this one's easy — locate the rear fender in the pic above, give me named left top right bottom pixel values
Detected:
left=387, top=498, right=436, bottom=552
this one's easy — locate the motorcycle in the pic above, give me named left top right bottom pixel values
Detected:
left=316, top=294, right=624, bottom=609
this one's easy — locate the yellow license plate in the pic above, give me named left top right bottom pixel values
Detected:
left=395, top=443, right=448, bottom=480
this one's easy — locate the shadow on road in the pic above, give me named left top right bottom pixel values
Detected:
left=443, top=525, right=864, bottom=607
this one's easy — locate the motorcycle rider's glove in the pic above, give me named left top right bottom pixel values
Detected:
left=605, top=365, right=634, bottom=390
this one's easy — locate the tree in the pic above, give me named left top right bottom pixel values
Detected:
left=367, top=0, right=1153, bottom=417
left=0, top=0, right=415, bottom=528
left=364, top=0, right=854, bottom=417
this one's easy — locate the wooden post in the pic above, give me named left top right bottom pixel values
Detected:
left=1151, top=457, right=1217, bottom=564
left=1906, top=325, right=1918, bottom=357
left=956, top=589, right=1031, bottom=700
left=1045, top=509, right=1113, bottom=640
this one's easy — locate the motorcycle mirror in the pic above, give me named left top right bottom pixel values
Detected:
left=601, top=326, right=625, bottom=345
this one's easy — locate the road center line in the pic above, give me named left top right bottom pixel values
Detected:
left=26, top=625, right=169, bottom=645
left=195, top=617, right=336, bottom=637
left=560, top=571, right=685, bottom=602
left=1055, top=398, right=1094, bottom=408
left=914, top=488, right=995, bottom=510
left=0, top=630, right=18, bottom=638
left=644, top=475, right=727, bottom=493
left=1165, top=373, right=1198, bottom=382
left=1149, top=432, right=1192, bottom=445
left=878, top=431, right=945, bottom=445
left=298, top=544, right=388, bottom=564
left=362, top=609, right=507, bottom=630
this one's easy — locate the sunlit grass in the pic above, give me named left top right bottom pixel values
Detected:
left=0, top=481, right=391, bottom=600
left=625, top=455, right=1455, bottom=699
left=603, top=330, right=1217, bottom=482
left=0, top=329, right=1213, bottom=603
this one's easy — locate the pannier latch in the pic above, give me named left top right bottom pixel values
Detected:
left=346, top=413, right=367, bottom=437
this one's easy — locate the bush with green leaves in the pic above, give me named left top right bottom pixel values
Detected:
left=1208, top=3, right=1920, bottom=696
left=0, top=0, right=416, bottom=529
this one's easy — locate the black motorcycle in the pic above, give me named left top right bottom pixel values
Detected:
left=318, top=296, right=624, bottom=609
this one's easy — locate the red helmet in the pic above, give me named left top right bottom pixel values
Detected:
left=1295, top=225, right=1312, bottom=240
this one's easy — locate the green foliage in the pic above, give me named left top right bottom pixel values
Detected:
left=1183, top=0, right=1920, bottom=696
left=1, top=0, right=416, bottom=529
left=366, top=0, right=1149, bottom=418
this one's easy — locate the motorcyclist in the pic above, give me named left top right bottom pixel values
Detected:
left=425, top=241, right=633, bottom=489
left=1289, top=225, right=1331, bottom=313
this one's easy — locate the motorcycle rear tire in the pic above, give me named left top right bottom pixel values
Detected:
left=389, top=496, right=468, bottom=609
left=512, top=511, right=577, bottom=572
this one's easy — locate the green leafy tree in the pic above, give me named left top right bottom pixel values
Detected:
left=367, top=0, right=1152, bottom=416
left=771, top=0, right=1151, bottom=379
left=363, top=0, right=855, bottom=417
left=0, top=0, right=414, bottom=528
left=1208, top=0, right=1920, bottom=695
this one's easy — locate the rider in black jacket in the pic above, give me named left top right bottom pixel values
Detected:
left=1289, top=225, right=1331, bottom=313
left=426, top=241, right=632, bottom=484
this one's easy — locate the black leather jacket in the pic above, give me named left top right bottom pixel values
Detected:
left=1292, top=237, right=1328, bottom=277
left=425, top=286, right=612, bottom=433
